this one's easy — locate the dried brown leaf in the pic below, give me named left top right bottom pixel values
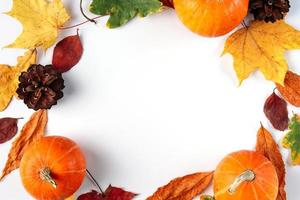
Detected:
left=256, top=124, right=286, bottom=200
left=0, top=109, right=47, bottom=180
left=147, top=171, right=213, bottom=200
left=276, top=71, right=300, bottom=107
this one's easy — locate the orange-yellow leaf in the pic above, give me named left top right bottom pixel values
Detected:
left=0, top=50, right=36, bottom=111
left=276, top=70, right=300, bottom=107
left=0, top=109, right=47, bottom=181
left=256, top=124, right=286, bottom=200
left=147, top=171, right=213, bottom=200
left=223, top=20, right=300, bottom=85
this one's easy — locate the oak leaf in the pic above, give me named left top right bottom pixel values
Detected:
left=276, top=71, right=300, bottom=107
left=264, top=92, right=289, bottom=131
left=89, top=0, right=162, bottom=28
left=256, top=124, right=286, bottom=200
left=0, top=50, right=36, bottom=111
left=0, top=109, right=47, bottom=181
left=147, top=171, right=213, bottom=200
left=282, top=114, right=300, bottom=165
left=0, top=118, right=21, bottom=144
left=223, top=21, right=300, bottom=85
left=6, top=0, right=70, bottom=49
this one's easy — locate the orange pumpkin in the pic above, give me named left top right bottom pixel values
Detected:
left=20, top=136, right=86, bottom=200
left=173, top=0, right=249, bottom=37
left=213, top=150, right=278, bottom=200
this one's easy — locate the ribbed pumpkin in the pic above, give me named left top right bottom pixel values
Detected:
left=20, top=136, right=86, bottom=200
left=214, top=150, right=278, bottom=200
left=173, top=0, right=249, bottom=37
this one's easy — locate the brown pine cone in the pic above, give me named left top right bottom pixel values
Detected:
left=16, top=64, right=65, bottom=110
left=249, top=0, right=290, bottom=23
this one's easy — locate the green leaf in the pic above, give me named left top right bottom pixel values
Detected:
left=282, top=114, right=300, bottom=165
left=89, top=0, right=162, bottom=28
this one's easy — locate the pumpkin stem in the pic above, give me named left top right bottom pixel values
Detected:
left=40, top=167, right=57, bottom=189
left=228, top=170, right=255, bottom=194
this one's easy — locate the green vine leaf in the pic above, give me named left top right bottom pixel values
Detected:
left=282, top=114, right=300, bottom=165
left=89, top=0, right=162, bottom=28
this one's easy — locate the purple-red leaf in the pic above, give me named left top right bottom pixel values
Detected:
left=77, top=190, right=103, bottom=200
left=160, top=0, right=174, bottom=8
left=77, top=185, right=137, bottom=200
left=0, top=118, right=20, bottom=144
left=105, top=185, right=137, bottom=200
left=264, top=92, right=289, bottom=131
left=52, top=32, right=83, bottom=73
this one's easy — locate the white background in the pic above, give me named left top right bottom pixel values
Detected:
left=1, top=0, right=300, bottom=199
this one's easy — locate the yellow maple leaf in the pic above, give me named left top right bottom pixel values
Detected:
left=6, top=0, right=70, bottom=49
left=223, top=20, right=300, bottom=85
left=0, top=50, right=36, bottom=111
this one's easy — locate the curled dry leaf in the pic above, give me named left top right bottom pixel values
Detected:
left=77, top=185, right=137, bottom=200
left=52, top=32, right=83, bottom=73
left=264, top=92, right=289, bottom=131
left=282, top=114, right=300, bottom=165
left=223, top=20, right=300, bottom=85
left=0, top=109, right=47, bottom=181
left=147, top=171, right=213, bottom=200
left=256, top=124, right=286, bottom=200
left=0, top=50, right=36, bottom=111
left=0, top=118, right=21, bottom=144
left=276, top=71, right=300, bottom=107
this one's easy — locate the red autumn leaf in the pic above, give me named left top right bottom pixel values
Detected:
left=105, top=185, right=137, bottom=200
left=264, top=92, right=289, bottom=131
left=52, top=31, right=83, bottom=73
left=160, top=0, right=174, bottom=8
left=77, top=190, right=103, bottom=200
left=0, top=118, right=21, bottom=144
left=77, top=185, right=137, bottom=200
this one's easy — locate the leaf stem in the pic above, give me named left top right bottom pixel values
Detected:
left=59, top=15, right=104, bottom=30
left=80, top=0, right=96, bottom=24
left=86, top=169, right=105, bottom=195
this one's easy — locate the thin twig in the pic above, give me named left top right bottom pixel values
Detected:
left=80, top=0, right=97, bottom=24
left=59, top=15, right=103, bottom=30
left=86, top=169, right=105, bottom=195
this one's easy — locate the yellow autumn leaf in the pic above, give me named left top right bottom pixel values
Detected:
left=223, top=20, right=300, bottom=85
left=6, top=0, right=70, bottom=49
left=0, top=50, right=36, bottom=111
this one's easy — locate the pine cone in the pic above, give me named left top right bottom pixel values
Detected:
left=16, top=64, right=65, bottom=110
left=249, top=0, right=290, bottom=23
